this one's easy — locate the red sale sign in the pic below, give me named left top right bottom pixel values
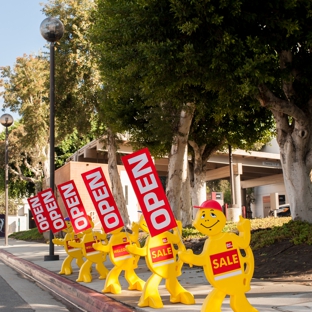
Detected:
left=38, top=188, right=67, bottom=234
left=150, top=243, right=174, bottom=265
left=27, top=195, right=50, bottom=233
left=121, top=148, right=177, bottom=237
left=210, top=249, right=242, bottom=281
left=81, top=167, right=124, bottom=233
left=57, top=180, right=91, bottom=234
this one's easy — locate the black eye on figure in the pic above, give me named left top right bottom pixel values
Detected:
left=210, top=212, right=217, bottom=218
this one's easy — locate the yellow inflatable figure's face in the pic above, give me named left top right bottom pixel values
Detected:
left=63, top=220, right=73, bottom=233
left=193, top=208, right=226, bottom=236
left=138, top=215, right=149, bottom=234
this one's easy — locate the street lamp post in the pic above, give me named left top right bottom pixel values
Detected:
left=40, top=17, right=64, bottom=261
left=0, top=114, right=14, bottom=246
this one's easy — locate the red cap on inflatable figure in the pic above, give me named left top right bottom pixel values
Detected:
left=194, top=199, right=223, bottom=212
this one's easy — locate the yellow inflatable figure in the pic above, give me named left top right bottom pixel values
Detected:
left=92, top=223, right=145, bottom=294
left=68, top=218, right=109, bottom=283
left=126, top=215, right=195, bottom=309
left=179, top=200, right=258, bottom=312
left=52, top=217, right=84, bottom=275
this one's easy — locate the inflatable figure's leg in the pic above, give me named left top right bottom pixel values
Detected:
left=95, top=261, right=109, bottom=280
left=59, top=256, right=73, bottom=275
left=138, top=274, right=163, bottom=309
left=230, top=293, right=258, bottom=312
left=76, top=260, right=93, bottom=283
left=201, top=288, right=225, bottom=312
left=165, top=277, right=195, bottom=305
left=125, top=268, right=145, bottom=291
left=102, top=266, right=122, bottom=294
left=75, top=256, right=84, bottom=268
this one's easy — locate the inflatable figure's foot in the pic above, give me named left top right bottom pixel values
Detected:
left=128, top=279, right=145, bottom=291
left=138, top=295, right=163, bottom=309
left=170, top=291, right=195, bottom=305
left=230, top=294, right=259, bottom=312
left=63, top=268, right=73, bottom=275
left=102, top=283, right=121, bottom=294
left=99, top=274, right=107, bottom=280
left=77, top=275, right=92, bottom=283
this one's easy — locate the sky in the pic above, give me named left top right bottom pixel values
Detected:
left=0, top=0, right=48, bottom=121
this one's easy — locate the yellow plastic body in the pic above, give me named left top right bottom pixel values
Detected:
left=52, top=220, right=84, bottom=275
left=126, top=216, right=194, bottom=309
left=68, top=220, right=108, bottom=283
left=179, top=208, right=258, bottom=312
left=92, top=224, right=145, bottom=294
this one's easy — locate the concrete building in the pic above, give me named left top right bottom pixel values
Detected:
left=4, top=137, right=286, bottom=234
left=53, top=137, right=286, bottom=229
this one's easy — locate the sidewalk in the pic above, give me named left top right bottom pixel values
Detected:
left=0, top=238, right=312, bottom=312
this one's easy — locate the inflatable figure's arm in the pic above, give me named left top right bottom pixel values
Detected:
left=126, top=243, right=147, bottom=257
left=171, top=220, right=184, bottom=245
left=52, top=238, right=65, bottom=246
left=128, top=222, right=140, bottom=243
left=68, top=240, right=83, bottom=248
left=92, top=241, right=110, bottom=253
left=178, top=249, right=206, bottom=267
left=236, top=216, right=251, bottom=248
left=97, top=232, right=108, bottom=244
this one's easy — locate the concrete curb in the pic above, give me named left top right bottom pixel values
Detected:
left=0, top=249, right=136, bottom=312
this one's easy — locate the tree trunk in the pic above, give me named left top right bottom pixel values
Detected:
left=181, top=163, right=192, bottom=226
left=277, top=124, right=312, bottom=222
left=258, top=71, right=312, bottom=222
left=166, top=104, right=194, bottom=221
left=189, top=141, right=207, bottom=216
left=107, top=128, right=130, bottom=227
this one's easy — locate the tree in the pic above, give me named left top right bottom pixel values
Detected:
left=170, top=0, right=312, bottom=222
left=42, top=0, right=102, bottom=141
left=91, top=0, right=274, bottom=224
left=0, top=55, right=50, bottom=193
left=44, top=0, right=131, bottom=225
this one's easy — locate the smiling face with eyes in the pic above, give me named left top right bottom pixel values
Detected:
left=193, top=209, right=226, bottom=236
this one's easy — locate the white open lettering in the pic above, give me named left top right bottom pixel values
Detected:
left=143, top=192, right=165, bottom=212
left=151, top=209, right=170, bottom=229
left=128, top=153, right=152, bottom=178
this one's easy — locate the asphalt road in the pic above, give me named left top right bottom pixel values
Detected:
left=0, top=260, right=83, bottom=312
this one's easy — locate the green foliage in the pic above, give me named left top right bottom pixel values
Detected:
left=90, top=0, right=275, bottom=196
left=10, top=217, right=312, bottom=252
left=182, top=226, right=206, bottom=238
left=43, top=0, right=103, bottom=142
left=251, top=219, right=312, bottom=249
left=181, top=217, right=307, bottom=250
left=9, top=227, right=46, bottom=242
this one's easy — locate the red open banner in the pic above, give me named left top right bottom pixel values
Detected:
left=81, top=167, right=124, bottom=233
left=121, top=148, right=177, bottom=237
left=57, top=180, right=91, bottom=234
left=27, top=195, right=50, bottom=233
left=38, top=188, right=67, bottom=234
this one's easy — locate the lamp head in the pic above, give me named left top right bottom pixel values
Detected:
left=0, top=114, right=14, bottom=128
left=40, top=17, right=64, bottom=42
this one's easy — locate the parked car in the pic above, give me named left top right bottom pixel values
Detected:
left=269, top=204, right=291, bottom=217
